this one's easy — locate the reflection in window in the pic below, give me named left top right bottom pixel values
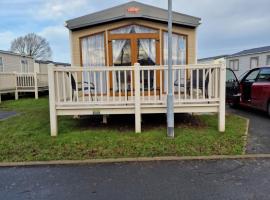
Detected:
left=112, top=40, right=131, bottom=66
left=258, top=68, right=270, bottom=82
left=245, top=70, right=260, bottom=81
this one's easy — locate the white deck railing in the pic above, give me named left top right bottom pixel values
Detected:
left=48, top=63, right=226, bottom=136
left=0, top=72, right=48, bottom=102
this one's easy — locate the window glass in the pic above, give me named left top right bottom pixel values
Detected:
left=229, top=60, right=234, bottom=69
left=266, top=55, right=270, bottom=66
left=229, top=60, right=239, bottom=71
left=163, top=32, right=187, bottom=91
left=81, top=33, right=105, bottom=67
left=245, top=69, right=260, bottom=82
left=163, top=32, right=186, bottom=65
left=81, top=32, right=106, bottom=93
left=250, top=57, right=259, bottom=69
left=257, top=68, right=270, bottom=82
left=0, top=57, right=3, bottom=72
left=234, top=60, right=239, bottom=71
left=21, top=59, right=29, bottom=72
left=226, top=69, right=237, bottom=82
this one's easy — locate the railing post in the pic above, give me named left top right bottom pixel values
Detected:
left=14, top=72, right=18, bottom=100
left=34, top=72, right=38, bottom=99
left=48, top=64, right=58, bottom=136
left=134, top=63, right=141, bottom=133
left=219, top=62, right=226, bottom=132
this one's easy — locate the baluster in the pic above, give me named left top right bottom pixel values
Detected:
left=100, top=71, right=103, bottom=102
left=160, top=69, right=163, bottom=101
left=184, top=69, right=187, bottom=100
left=142, top=70, right=144, bottom=101
left=154, top=69, right=157, bottom=102
left=94, top=71, right=97, bottom=101
left=124, top=70, right=127, bottom=102
left=178, top=69, right=180, bottom=101
left=56, top=71, right=60, bottom=103
left=203, top=68, right=205, bottom=99
left=190, top=69, right=193, bottom=100
left=130, top=70, right=133, bottom=100
left=88, top=71, right=91, bottom=102
left=112, top=71, right=115, bottom=102
left=106, top=71, right=109, bottom=102
left=68, top=72, right=72, bottom=102
left=148, top=69, right=150, bottom=101
left=196, top=69, right=199, bottom=99
left=62, top=72, right=66, bottom=102
left=209, top=68, right=212, bottom=99
left=75, top=72, right=79, bottom=102
left=82, top=71, right=85, bottom=102
left=215, top=67, right=218, bottom=98
left=118, top=70, right=121, bottom=101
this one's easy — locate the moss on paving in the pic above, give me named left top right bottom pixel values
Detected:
left=0, top=97, right=247, bottom=162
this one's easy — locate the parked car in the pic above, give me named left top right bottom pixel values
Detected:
left=226, top=67, right=270, bottom=116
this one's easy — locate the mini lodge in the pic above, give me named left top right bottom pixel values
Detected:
left=47, top=1, right=226, bottom=136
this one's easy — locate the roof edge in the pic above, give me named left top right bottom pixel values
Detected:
left=65, top=1, right=201, bottom=30
left=227, top=50, right=270, bottom=58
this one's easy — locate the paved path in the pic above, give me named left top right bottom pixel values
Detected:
left=227, top=106, right=270, bottom=154
left=1, top=158, right=270, bottom=200
left=0, top=111, right=17, bottom=121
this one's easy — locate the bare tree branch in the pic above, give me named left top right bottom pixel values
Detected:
left=10, top=33, right=52, bottom=60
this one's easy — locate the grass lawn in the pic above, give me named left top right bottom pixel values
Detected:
left=0, top=97, right=247, bottom=162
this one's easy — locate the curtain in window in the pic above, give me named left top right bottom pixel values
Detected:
left=112, top=26, right=133, bottom=63
left=111, top=25, right=157, bottom=63
left=110, top=25, right=157, bottom=34
left=163, top=32, right=187, bottom=91
left=137, top=39, right=156, bottom=64
left=134, top=25, right=156, bottom=64
left=81, top=33, right=106, bottom=93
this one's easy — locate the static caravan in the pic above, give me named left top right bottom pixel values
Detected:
left=47, top=1, right=226, bottom=136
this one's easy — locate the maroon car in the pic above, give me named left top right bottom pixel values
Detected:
left=226, top=67, right=270, bottom=116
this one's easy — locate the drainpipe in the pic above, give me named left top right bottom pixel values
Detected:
left=167, top=0, right=174, bottom=138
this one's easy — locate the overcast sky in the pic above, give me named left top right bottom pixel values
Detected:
left=0, top=0, right=270, bottom=63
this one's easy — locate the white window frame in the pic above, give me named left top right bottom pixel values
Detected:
left=0, top=57, right=4, bottom=72
left=250, top=57, right=259, bottom=69
left=266, top=55, right=270, bottom=66
left=229, top=59, right=239, bottom=71
left=21, top=59, right=29, bottom=73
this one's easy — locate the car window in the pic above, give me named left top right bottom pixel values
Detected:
left=244, top=69, right=260, bottom=82
left=239, top=71, right=248, bottom=81
left=257, top=68, right=270, bottom=82
left=226, top=69, right=238, bottom=82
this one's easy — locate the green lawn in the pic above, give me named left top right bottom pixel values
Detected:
left=0, top=97, right=247, bottom=162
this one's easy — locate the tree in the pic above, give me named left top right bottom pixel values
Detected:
left=10, top=33, right=52, bottom=60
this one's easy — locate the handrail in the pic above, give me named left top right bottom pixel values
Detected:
left=0, top=72, right=49, bottom=100
left=48, top=63, right=226, bottom=136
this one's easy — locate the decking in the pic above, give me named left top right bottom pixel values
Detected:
left=0, top=72, right=48, bottom=102
left=48, top=63, right=226, bottom=136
